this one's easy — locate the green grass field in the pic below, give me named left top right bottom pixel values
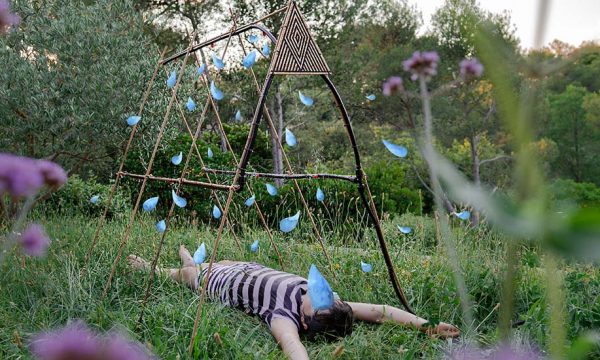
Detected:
left=1, top=213, right=598, bottom=359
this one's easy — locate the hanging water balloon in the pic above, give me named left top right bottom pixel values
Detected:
left=316, top=188, right=325, bottom=202
left=299, top=91, right=314, bottom=106
left=250, top=240, right=259, bottom=253
left=235, top=110, right=242, bottom=122
left=360, top=261, right=373, bottom=273
left=207, top=147, right=214, bottom=159
left=307, top=264, right=334, bottom=310
left=90, top=195, right=100, bottom=204
left=382, top=139, right=408, bottom=158
left=172, top=190, right=187, bottom=208
left=455, top=211, right=471, bottom=221
left=280, top=211, right=300, bottom=233
left=266, top=183, right=278, bottom=196
left=143, top=196, right=159, bottom=212
left=197, top=63, right=206, bottom=75
left=244, top=195, right=255, bottom=207
left=156, top=220, right=166, bottom=233
left=210, top=81, right=224, bottom=100
left=126, top=116, right=141, bottom=126
left=366, top=94, right=376, bottom=101
left=211, top=53, right=225, bottom=70
left=193, top=243, right=206, bottom=264
left=186, top=97, right=196, bottom=112
left=397, top=225, right=412, bottom=234
left=262, top=42, right=270, bottom=57
left=166, top=70, right=177, bottom=88
left=242, top=50, right=257, bottom=69
left=171, top=152, right=183, bottom=165
left=285, top=128, right=297, bottom=147
left=212, top=205, right=222, bottom=219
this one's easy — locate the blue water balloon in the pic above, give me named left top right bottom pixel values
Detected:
left=90, top=195, right=100, bottom=204
left=455, top=211, right=471, bottom=220
left=207, top=147, right=214, bottom=159
left=186, top=97, right=196, bottom=112
left=307, top=264, right=334, bottom=311
left=156, top=220, right=166, bottom=233
left=262, top=43, right=270, bottom=57
left=280, top=211, right=300, bottom=233
left=247, top=34, right=259, bottom=43
left=242, top=50, right=257, bottom=69
left=382, top=140, right=408, bottom=158
left=244, top=195, right=256, bottom=207
left=166, top=70, right=177, bottom=88
left=361, top=261, right=373, bottom=273
left=193, top=243, right=206, bottom=264
left=397, top=225, right=412, bottom=234
left=211, top=53, right=225, bottom=70
left=212, top=205, right=222, bottom=219
left=250, top=240, right=259, bottom=252
left=171, top=152, right=183, bottom=165
left=285, top=128, right=297, bottom=147
left=197, top=63, right=206, bottom=75
left=235, top=110, right=242, bottom=121
left=172, top=190, right=187, bottom=208
left=316, top=188, right=325, bottom=202
left=210, top=81, right=224, bottom=101
left=299, top=91, right=314, bottom=106
left=266, top=183, right=278, bottom=196
left=127, top=116, right=141, bottom=126
left=142, top=196, right=159, bottom=212
left=366, top=94, right=376, bottom=101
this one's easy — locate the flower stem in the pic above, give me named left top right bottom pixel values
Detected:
left=0, top=196, right=35, bottom=265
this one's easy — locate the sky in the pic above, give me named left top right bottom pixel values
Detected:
left=408, top=0, right=600, bottom=49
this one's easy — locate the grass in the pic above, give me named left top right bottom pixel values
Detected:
left=0, top=212, right=598, bottom=359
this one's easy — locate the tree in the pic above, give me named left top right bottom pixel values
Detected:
left=0, top=0, right=161, bottom=179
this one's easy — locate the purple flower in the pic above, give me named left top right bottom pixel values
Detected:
left=103, top=333, right=154, bottom=360
left=0, top=153, right=67, bottom=197
left=20, top=224, right=51, bottom=257
left=29, top=321, right=102, bottom=360
left=38, top=160, right=68, bottom=188
left=0, top=0, right=20, bottom=34
left=459, top=58, right=484, bottom=80
left=382, top=76, right=404, bottom=96
left=402, top=51, right=440, bottom=81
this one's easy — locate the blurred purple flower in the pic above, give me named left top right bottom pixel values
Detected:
left=382, top=76, right=404, bottom=96
left=447, top=343, right=544, bottom=360
left=459, top=58, right=484, bottom=80
left=0, top=153, right=67, bottom=197
left=38, top=160, right=68, bottom=188
left=29, top=321, right=102, bottom=360
left=104, top=333, right=154, bottom=360
left=402, top=51, right=440, bottom=81
left=20, top=223, right=51, bottom=257
left=0, top=0, right=20, bottom=34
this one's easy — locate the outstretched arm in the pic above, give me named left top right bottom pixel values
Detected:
left=270, top=318, right=309, bottom=360
left=347, top=302, right=459, bottom=338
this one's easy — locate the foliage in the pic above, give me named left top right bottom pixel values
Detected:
left=0, top=0, right=159, bottom=178
left=549, top=179, right=600, bottom=211
left=365, top=160, right=422, bottom=215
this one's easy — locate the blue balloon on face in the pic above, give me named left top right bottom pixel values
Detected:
left=382, top=140, right=408, bottom=158
left=193, top=243, right=206, bottom=264
left=250, top=240, right=259, bottom=252
left=307, top=264, right=334, bottom=311
left=143, top=196, right=159, bottom=212
left=280, top=211, right=300, bottom=233
left=397, top=225, right=412, bottom=234
left=360, top=261, right=373, bottom=273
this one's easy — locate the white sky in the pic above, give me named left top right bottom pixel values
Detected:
left=408, top=0, right=600, bottom=49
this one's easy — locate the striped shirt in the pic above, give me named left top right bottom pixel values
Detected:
left=200, top=262, right=307, bottom=330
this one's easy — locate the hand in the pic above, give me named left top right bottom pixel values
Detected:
left=426, top=322, right=460, bottom=339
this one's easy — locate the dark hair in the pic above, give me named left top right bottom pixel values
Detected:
left=302, top=301, right=354, bottom=340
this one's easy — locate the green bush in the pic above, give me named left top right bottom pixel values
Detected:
left=41, top=175, right=131, bottom=218
left=365, top=160, right=423, bottom=215
left=549, top=178, right=600, bottom=210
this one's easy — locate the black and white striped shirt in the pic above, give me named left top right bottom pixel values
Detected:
left=200, top=262, right=307, bottom=330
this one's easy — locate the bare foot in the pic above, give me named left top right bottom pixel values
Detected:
left=127, top=255, right=151, bottom=271
left=179, top=245, right=195, bottom=267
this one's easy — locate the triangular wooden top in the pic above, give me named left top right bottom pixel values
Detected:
left=268, top=0, right=331, bottom=75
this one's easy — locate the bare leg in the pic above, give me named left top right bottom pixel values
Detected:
left=127, top=248, right=199, bottom=289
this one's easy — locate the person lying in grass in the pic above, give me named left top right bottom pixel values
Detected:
left=128, top=246, right=459, bottom=360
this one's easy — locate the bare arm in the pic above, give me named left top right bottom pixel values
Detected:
left=347, top=302, right=459, bottom=338
left=270, top=318, right=309, bottom=360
